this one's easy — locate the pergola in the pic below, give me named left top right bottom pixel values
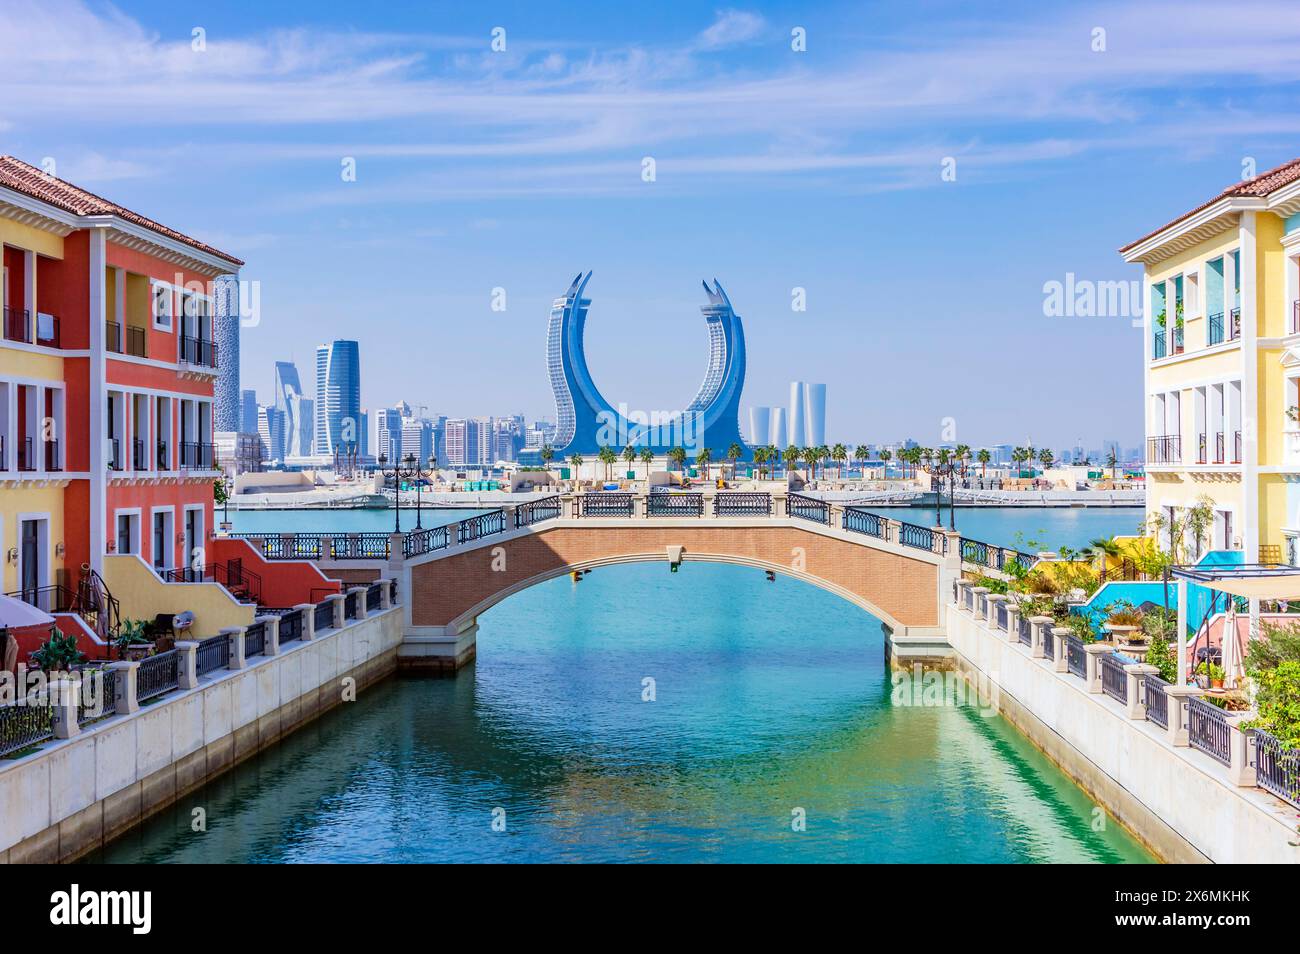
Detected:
left=1168, top=564, right=1300, bottom=688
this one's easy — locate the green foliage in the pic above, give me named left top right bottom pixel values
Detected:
left=1103, top=600, right=1144, bottom=627
left=1195, top=661, right=1225, bottom=683
left=1245, top=621, right=1300, bottom=675
left=1064, top=613, right=1096, bottom=642
left=1142, top=606, right=1176, bottom=643
left=1145, top=635, right=1178, bottom=683
left=973, top=574, right=1008, bottom=595
left=115, top=619, right=150, bottom=657
left=1249, top=662, right=1300, bottom=747
left=30, top=631, right=86, bottom=671
left=213, top=478, right=229, bottom=506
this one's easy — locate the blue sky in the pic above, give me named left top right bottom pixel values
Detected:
left=4, top=0, right=1300, bottom=449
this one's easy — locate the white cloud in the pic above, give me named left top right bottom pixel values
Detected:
left=694, top=9, right=767, bottom=50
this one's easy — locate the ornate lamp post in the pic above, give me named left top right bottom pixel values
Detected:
left=379, top=453, right=417, bottom=533
left=929, top=452, right=969, bottom=530
left=409, top=453, right=437, bottom=529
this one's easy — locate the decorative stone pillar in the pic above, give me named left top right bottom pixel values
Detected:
left=348, top=586, right=369, bottom=620
left=1051, top=627, right=1069, bottom=672
left=885, top=518, right=902, bottom=545
left=1028, top=615, right=1050, bottom=658
left=1164, top=685, right=1202, bottom=746
left=260, top=615, right=281, bottom=657
left=52, top=675, right=81, bottom=739
left=1005, top=603, right=1020, bottom=642
left=223, top=626, right=247, bottom=670
left=561, top=494, right=576, bottom=519
left=1123, top=663, right=1158, bottom=720
left=829, top=504, right=845, bottom=530
left=295, top=602, right=317, bottom=640
left=174, top=640, right=200, bottom=689
left=329, top=592, right=347, bottom=630
left=380, top=579, right=393, bottom=610
left=387, top=532, right=405, bottom=571
left=971, top=586, right=989, bottom=622
left=1226, top=714, right=1258, bottom=787
left=109, top=660, right=139, bottom=715
left=773, top=494, right=788, bottom=519
left=1083, top=644, right=1113, bottom=694
left=986, top=593, right=1008, bottom=633
left=954, top=579, right=972, bottom=610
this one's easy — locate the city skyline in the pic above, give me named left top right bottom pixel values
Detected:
left=5, top=2, right=1297, bottom=446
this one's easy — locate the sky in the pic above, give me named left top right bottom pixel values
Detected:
left=3, top=0, right=1300, bottom=450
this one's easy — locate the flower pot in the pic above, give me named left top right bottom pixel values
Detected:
left=124, top=642, right=155, bottom=662
left=1211, top=678, right=1224, bottom=689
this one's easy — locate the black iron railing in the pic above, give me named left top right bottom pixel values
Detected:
left=963, top=586, right=974, bottom=611
left=1144, top=674, right=1169, bottom=729
left=1233, top=430, right=1241, bottom=464
left=127, top=325, right=147, bottom=357
left=314, top=600, right=335, bottom=633
left=163, top=559, right=262, bottom=605
left=329, top=533, right=391, bottom=559
left=132, top=438, right=147, bottom=470
left=579, top=493, right=634, bottom=517
left=107, top=436, right=122, bottom=469
left=3, top=306, right=31, bottom=343
left=516, top=496, right=561, bottom=527
left=106, top=320, right=122, bottom=353
left=0, top=702, right=54, bottom=757
left=1066, top=636, right=1087, bottom=678
left=136, top=650, right=179, bottom=703
left=76, top=668, right=117, bottom=724
left=180, top=336, right=218, bottom=368
left=278, top=609, right=303, bottom=644
left=459, top=511, right=506, bottom=543
left=1040, top=621, right=1055, bottom=660
left=843, top=507, right=886, bottom=538
left=1254, top=728, right=1300, bottom=808
left=1153, top=328, right=1166, bottom=359
left=196, top=634, right=230, bottom=676
left=17, top=435, right=35, bottom=472
left=714, top=492, right=771, bottom=517
left=1100, top=653, right=1128, bottom=704
left=787, top=493, right=829, bottom=524
left=404, top=525, right=450, bottom=558
left=1146, top=435, right=1181, bottom=464
left=366, top=581, right=383, bottom=611
left=343, top=591, right=358, bottom=620
left=1196, top=432, right=1207, bottom=464
left=1208, top=310, right=1224, bottom=345
left=1188, top=696, right=1231, bottom=766
left=6, top=584, right=76, bottom=614
left=180, top=442, right=215, bottom=469
left=244, top=622, right=266, bottom=658
left=647, top=493, right=703, bottom=517
left=898, top=521, right=939, bottom=552
left=157, top=441, right=170, bottom=469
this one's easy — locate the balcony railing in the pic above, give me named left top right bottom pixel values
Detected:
left=157, top=441, right=170, bottom=470
left=1214, top=431, right=1225, bottom=464
left=1229, top=306, right=1240, bottom=340
left=1146, top=434, right=1181, bottom=464
left=179, top=336, right=218, bottom=368
left=1196, top=432, right=1207, bottom=464
left=3, top=307, right=30, bottom=343
left=16, top=435, right=35, bottom=472
left=132, top=438, right=147, bottom=470
left=1232, top=429, right=1241, bottom=465
left=0, top=434, right=6, bottom=472
left=44, top=438, right=60, bottom=472
left=1171, top=325, right=1184, bottom=354
left=1207, top=311, right=1224, bottom=345
left=180, top=442, right=215, bottom=469
left=107, top=437, right=122, bottom=471
left=1153, top=329, right=1166, bottom=360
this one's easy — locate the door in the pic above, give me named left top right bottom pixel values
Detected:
left=153, top=511, right=168, bottom=571
left=185, top=508, right=202, bottom=573
left=19, top=519, right=40, bottom=604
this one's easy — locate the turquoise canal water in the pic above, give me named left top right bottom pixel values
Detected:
left=90, top=561, right=1153, bottom=863
left=229, top=504, right=1141, bottom=552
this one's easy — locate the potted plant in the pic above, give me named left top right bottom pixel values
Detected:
left=29, top=630, right=86, bottom=673
left=114, top=619, right=153, bottom=661
left=1196, top=661, right=1226, bottom=690
left=1101, top=601, right=1144, bottom=644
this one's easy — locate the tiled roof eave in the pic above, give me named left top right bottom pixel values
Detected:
left=1119, top=197, right=1263, bottom=266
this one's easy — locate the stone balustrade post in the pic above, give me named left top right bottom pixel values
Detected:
left=175, top=640, right=199, bottom=689
left=295, top=602, right=317, bottom=640
left=109, top=660, right=139, bottom=715
left=52, top=675, right=81, bottom=739
left=954, top=579, right=972, bottom=610
left=348, top=586, right=369, bottom=620
left=223, top=626, right=247, bottom=670
left=329, top=593, right=347, bottom=631
left=380, top=579, right=393, bottom=610
left=561, top=494, right=576, bottom=519
left=885, top=518, right=902, bottom=545
left=1051, top=628, right=1069, bottom=672
left=260, top=615, right=281, bottom=657
left=773, top=494, right=788, bottom=519
left=1083, top=644, right=1112, bottom=694
left=1123, top=663, right=1158, bottom=720
left=1005, top=603, right=1020, bottom=642
left=971, top=586, right=990, bottom=623
left=1226, top=714, right=1258, bottom=787
left=1164, top=685, right=1201, bottom=746
left=985, top=593, right=1008, bottom=633
left=387, top=532, right=405, bottom=570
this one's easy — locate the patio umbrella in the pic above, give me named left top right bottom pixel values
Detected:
left=1222, top=601, right=1240, bottom=690
left=0, top=594, right=55, bottom=629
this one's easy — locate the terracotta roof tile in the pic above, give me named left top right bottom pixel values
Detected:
left=0, top=156, right=242, bottom=266
left=1120, top=156, right=1300, bottom=254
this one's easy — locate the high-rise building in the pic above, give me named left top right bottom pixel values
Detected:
left=240, top=389, right=259, bottom=435
left=372, top=406, right=403, bottom=464
left=257, top=404, right=286, bottom=463
left=443, top=419, right=480, bottom=468
left=313, top=340, right=361, bottom=456
left=748, top=406, right=771, bottom=446
left=788, top=381, right=806, bottom=447
left=401, top=417, right=434, bottom=464
left=213, top=274, right=241, bottom=432
left=803, top=382, right=827, bottom=446
left=274, top=361, right=314, bottom=458
left=770, top=407, right=788, bottom=448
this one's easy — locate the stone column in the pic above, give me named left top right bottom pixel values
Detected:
left=1051, top=627, right=1069, bottom=672
left=1123, top=663, right=1158, bottom=720
left=986, top=593, right=1008, bottom=634
left=1083, top=644, right=1113, bottom=694
left=1226, top=714, right=1259, bottom=787
left=330, top=592, right=347, bottom=630
left=295, top=602, right=317, bottom=640
left=971, top=587, right=989, bottom=623
left=773, top=493, right=788, bottom=519
left=387, top=532, right=405, bottom=571
left=109, top=660, right=139, bottom=715
left=1164, top=685, right=1201, bottom=746
left=1006, top=603, right=1020, bottom=642
left=175, top=640, right=200, bottom=689
left=223, top=626, right=247, bottom=670
left=380, top=579, right=393, bottom=610
left=348, top=586, right=369, bottom=620
left=954, top=579, right=972, bottom=609
left=885, top=518, right=901, bottom=545
left=261, top=615, right=281, bottom=657
left=52, top=676, right=81, bottom=739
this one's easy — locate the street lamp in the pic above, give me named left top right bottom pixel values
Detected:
left=409, top=453, right=437, bottom=529
left=379, top=453, right=417, bottom=533
left=929, top=452, right=969, bottom=530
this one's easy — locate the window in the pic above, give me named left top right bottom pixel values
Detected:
left=152, top=282, right=172, bottom=332
left=116, top=511, right=139, bottom=555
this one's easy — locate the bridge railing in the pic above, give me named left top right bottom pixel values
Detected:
left=843, top=507, right=886, bottom=539
left=516, top=496, right=561, bottom=527
left=578, top=493, right=635, bottom=517
left=713, top=492, right=771, bottom=516
left=787, top=492, right=829, bottom=525
left=647, top=493, right=704, bottom=517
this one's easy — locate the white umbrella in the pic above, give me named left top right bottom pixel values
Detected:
left=0, top=594, right=55, bottom=629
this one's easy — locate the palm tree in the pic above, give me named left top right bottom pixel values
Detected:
left=782, top=444, right=800, bottom=478
left=853, top=444, right=869, bottom=476
left=954, top=444, right=971, bottom=477
left=540, top=444, right=554, bottom=468
left=726, top=442, right=743, bottom=480
left=1090, top=535, right=1124, bottom=576
left=801, top=446, right=819, bottom=481
left=668, top=446, right=687, bottom=472
left=1107, top=448, right=1118, bottom=481
left=1010, top=447, right=1026, bottom=476
left=1038, top=448, right=1054, bottom=470
left=696, top=447, right=712, bottom=481
left=597, top=446, right=617, bottom=481
left=831, top=443, right=848, bottom=479
left=879, top=448, right=892, bottom=474
left=568, top=453, right=583, bottom=488
left=753, top=445, right=770, bottom=479
left=639, top=446, right=654, bottom=481
left=622, top=444, right=637, bottom=479
left=976, top=448, right=990, bottom=477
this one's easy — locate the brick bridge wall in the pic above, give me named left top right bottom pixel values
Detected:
left=408, top=524, right=940, bottom=630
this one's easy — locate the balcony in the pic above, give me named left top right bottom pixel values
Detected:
left=44, top=438, right=61, bottom=472
left=16, top=436, right=35, bottom=472
left=106, top=321, right=148, bottom=358
left=156, top=441, right=171, bottom=470
left=179, top=336, right=217, bottom=369
left=132, top=437, right=148, bottom=470
left=3, top=307, right=60, bottom=348
left=1153, top=329, right=1166, bottom=359
left=1208, top=312, right=1224, bottom=346
left=180, top=441, right=215, bottom=469
left=1147, top=434, right=1181, bottom=464
left=1196, top=432, right=1207, bottom=464
left=108, top=437, right=122, bottom=471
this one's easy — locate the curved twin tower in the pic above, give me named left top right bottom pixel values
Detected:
left=546, top=272, right=747, bottom=457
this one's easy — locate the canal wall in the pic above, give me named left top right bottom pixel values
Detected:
left=944, top=601, right=1300, bottom=864
left=0, top=604, right=403, bottom=863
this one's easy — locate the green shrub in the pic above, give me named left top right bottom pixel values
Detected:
left=1248, top=661, right=1300, bottom=748
left=30, top=631, right=86, bottom=671
left=1145, top=635, right=1178, bottom=683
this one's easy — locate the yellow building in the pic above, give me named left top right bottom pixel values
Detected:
left=1121, top=157, right=1300, bottom=564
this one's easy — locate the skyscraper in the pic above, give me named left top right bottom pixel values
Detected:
left=788, top=381, right=807, bottom=447
left=770, top=407, right=787, bottom=448
left=274, top=360, right=313, bottom=457
left=313, top=340, right=361, bottom=456
left=803, top=383, right=827, bottom=445
left=240, top=389, right=259, bottom=435
left=213, top=274, right=241, bottom=433
left=748, top=406, right=771, bottom=446
left=257, top=404, right=286, bottom=462
left=443, top=419, right=480, bottom=468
